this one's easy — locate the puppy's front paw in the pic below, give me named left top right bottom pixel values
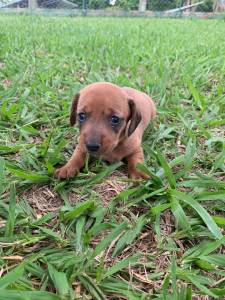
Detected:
left=129, top=169, right=150, bottom=180
left=54, top=164, right=78, bottom=179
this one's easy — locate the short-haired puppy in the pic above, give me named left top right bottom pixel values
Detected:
left=54, top=82, right=156, bottom=180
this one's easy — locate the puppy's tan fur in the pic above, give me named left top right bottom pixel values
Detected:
left=54, top=82, right=156, bottom=180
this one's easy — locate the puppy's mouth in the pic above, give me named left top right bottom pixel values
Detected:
left=87, top=150, right=100, bottom=157
left=86, top=145, right=117, bottom=157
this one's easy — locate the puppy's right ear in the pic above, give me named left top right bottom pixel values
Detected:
left=70, top=93, right=80, bottom=126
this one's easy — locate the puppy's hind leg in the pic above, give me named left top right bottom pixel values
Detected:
left=54, top=146, right=86, bottom=179
left=127, top=147, right=149, bottom=180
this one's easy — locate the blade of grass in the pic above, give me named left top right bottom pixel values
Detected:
left=0, top=290, right=62, bottom=300
left=47, top=264, right=70, bottom=297
left=61, top=200, right=95, bottom=221
left=91, top=221, right=127, bottom=259
left=170, top=192, right=191, bottom=231
left=156, top=151, right=176, bottom=188
left=5, top=182, right=16, bottom=237
left=5, top=163, right=49, bottom=183
left=79, top=273, right=106, bottom=300
left=0, top=264, right=24, bottom=288
left=171, top=190, right=223, bottom=239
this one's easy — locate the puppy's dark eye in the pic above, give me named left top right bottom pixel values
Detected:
left=78, top=112, right=86, bottom=123
left=111, top=115, right=120, bottom=126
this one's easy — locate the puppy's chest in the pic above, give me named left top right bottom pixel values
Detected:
left=102, top=151, right=123, bottom=163
left=102, top=142, right=133, bottom=163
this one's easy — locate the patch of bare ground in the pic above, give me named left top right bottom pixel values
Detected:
left=93, top=170, right=128, bottom=207
left=21, top=170, right=128, bottom=215
left=0, top=61, right=5, bottom=69
left=0, top=78, right=12, bottom=89
left=22, top=185, right=63, bottom=216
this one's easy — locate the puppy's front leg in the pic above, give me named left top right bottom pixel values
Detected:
left=54, top=146, right=86, bottom=179
left=127, top=147, right=149, bottom=180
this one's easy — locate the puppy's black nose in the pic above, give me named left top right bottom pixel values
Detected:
left=86, top=142, right=100, bottom=152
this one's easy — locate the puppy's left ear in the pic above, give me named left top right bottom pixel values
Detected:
left=128, top=99, right=142, bottom=136
left=70, top=93, right=80, bottom=126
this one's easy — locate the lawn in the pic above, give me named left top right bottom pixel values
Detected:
left=0, top=15, right=225, bottom=299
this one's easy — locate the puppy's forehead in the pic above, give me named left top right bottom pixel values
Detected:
left=78, top=85, right=129, bottom=114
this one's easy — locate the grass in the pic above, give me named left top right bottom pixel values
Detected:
left=0, top=14, right=225, bottom=299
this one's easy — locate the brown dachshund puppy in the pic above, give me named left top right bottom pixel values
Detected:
left=54, top=82, right=156, bottom=180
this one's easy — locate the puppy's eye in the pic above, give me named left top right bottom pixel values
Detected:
left=78, top=112, right=86, bottom=123
left=111, top=115, right=120, bottom=126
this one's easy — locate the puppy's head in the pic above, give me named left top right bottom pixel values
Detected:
left=70, top=82, right=141, bottom=156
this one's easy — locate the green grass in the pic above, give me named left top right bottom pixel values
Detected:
left=0, top=15, right=225, bottom=299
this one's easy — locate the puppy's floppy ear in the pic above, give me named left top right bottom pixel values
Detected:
left=70, top=93, right=80, bottom=126
left=128, top=99, right=142, bottom=136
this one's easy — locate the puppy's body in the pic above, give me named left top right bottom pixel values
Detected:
left=55, top=82, right=156, bottom=179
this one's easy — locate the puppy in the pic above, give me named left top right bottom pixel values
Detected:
left=54, top=82, right=156, bottom=180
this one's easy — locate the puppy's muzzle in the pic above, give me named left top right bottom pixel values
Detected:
left=86, top=141, right=101, bottom=153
